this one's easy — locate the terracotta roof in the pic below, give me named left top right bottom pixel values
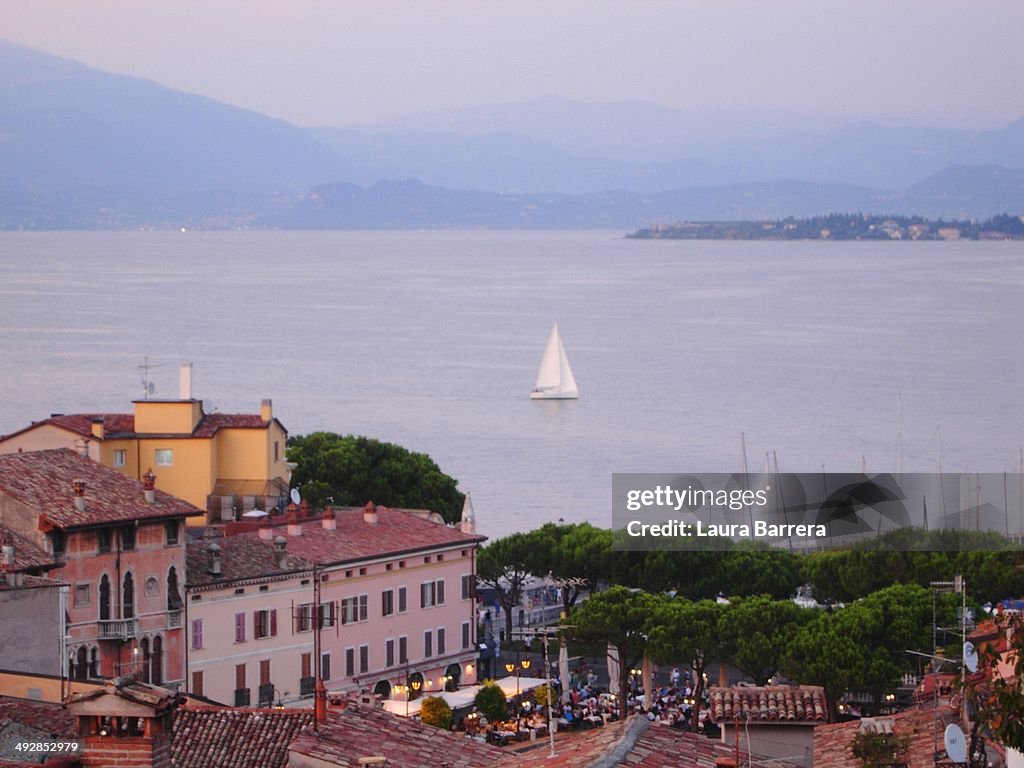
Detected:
left=709, top=685, right=827, bottom=724
left=813, top=706, right=958, bottom=768
left=186, top=534, right=312, bottom=586
left=288, top=703, right=512, bottom=768
left=628, top=721, right=797, bottom=768
left=2, top=410, right=275, bottom=442
left=0, top=526, right=58, bottom=573
left=240, top=506, right=484, bottom=565
left=0, top=449, right=202, bottom=529
left=1, top=413, right=135, bottom=442
left=172, top=707, right=314, bottom=768
left=67, top=676, right=181, bottom=714
left=0, top=698, right=76, bottom=739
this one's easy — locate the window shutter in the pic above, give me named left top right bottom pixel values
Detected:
left=436, top=579, right=445, bottom=605
left=235, top=613, right=245, bottom=643
left=270, top=609, right=277, bottom=637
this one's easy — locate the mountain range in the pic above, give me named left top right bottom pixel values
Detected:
left=2, top=40, right=1022, bottom=230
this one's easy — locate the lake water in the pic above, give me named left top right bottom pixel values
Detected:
left=1, top=231, right=1022, bottom=539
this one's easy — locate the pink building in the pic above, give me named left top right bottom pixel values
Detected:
left=185, top=502, right=485, bottom=708
left=0, top=449, right=201, bottom=687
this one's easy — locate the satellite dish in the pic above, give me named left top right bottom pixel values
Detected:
left=963, top=641, right=979, bottom=674
left=944, top=723, right=967, bottom=764
left=290, top=488, right=301, bottom=505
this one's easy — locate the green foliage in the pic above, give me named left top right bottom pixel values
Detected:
left=718, top=595, right=812, bottom=685
left=531, top=683, right=556, bottom=709
left=419, top=696, right=453, bottom=730
left=477, top=532, right=534, bottom=642
left=850, top=731, right=911, bottom=767
left=286, top=432, right=464, bottom=523
left=523, top=523, right=613, bottom=614
left=966, top=614, right=1024, bottom=750
left=474, top=680, right=508, bottom=724
left=568, top=586, right=666, bottom=701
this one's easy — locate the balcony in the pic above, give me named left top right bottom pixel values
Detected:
left=99, top=618, right=138, bottom=640
left=167, top=610, right=182, bottom=629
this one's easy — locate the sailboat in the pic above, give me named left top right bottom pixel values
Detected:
left=530, top=323, right=578, bottom=400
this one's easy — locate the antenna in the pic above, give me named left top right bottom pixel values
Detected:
left=137, top=357, right=162, bottom=399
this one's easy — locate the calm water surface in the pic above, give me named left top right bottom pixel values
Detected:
left=1, top=231, right=1022, bottom=538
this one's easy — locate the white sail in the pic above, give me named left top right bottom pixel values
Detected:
left=531, top=323, right=579, bottom=399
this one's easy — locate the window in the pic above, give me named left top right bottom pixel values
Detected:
left=164, top=521, right=179, bottom=545
left=341, top=595, right=367, bottom=625
left=191, top=619, right=204, bottom=650
left=297, top=603, right=314, bottom=632
left=424, top=630, right=433, bottom=658
left=382, top=589, right=394, bottom=617
left=260, top=659, right=271, bottom=686
left=359, top=567, right=367, bottom=576
left=321, top=653, right=331, bottom=681
left=113, top=449, right=127, bottom=467
left=235, top=663, right=246, bottom=690
left=234, top=613, right=246, bottom=643
left=462, top=621, right=471, bottom=649
left=385, top=639, right=395, bottom=668
left=398, top=636, right=408, bottom=664
left=437, top=627, right=446, bottom=655
left=359, top=644, right=369, bottom=674
left=345, top=647, right=355, bottom=678
left=74, top=583, right=90, bottom=608
left=120, top=526, right=135, bottom=551
left=192, top=671, right=204, bottom=697
left=461, top=574, right=474, bottom=600
left=318, top=602, right=336, bottom=629
left=398, top=586, right=407, bottom=613
left=301, top=653, right=312, bottom=679
left=97, top=529, right=111, bottom=553
left=50, top=531, right=66, bottom=556
left=99, top=575, right=111, bottom=621
left=437, top=554, right=444, bottom=562
left=122, top=572, right=134, bottom=619
left=155, top=449, right=173, bottom=467
left=421, top=579, right=445, bottom=608
left=274, top=441, right=280, bottom=462
left=254, top=609, right=277, bottom=639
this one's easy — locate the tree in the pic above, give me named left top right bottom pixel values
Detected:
left=850, top=731, right=911, bottom=768
left=287, top=432, right=464, bottom=523
left=525, top=523, right=612, bottom=615
left=474, top=680, right=508, bottom=724
left=965, top=613, right=1024, bottom=752
left=646, top=598, right=725, bottom=731
left=718, top=595, right=810, bottom=685
left=568, top=586, right=665, bottom=703
left=477, top=533, right=534, bottom=643
left=420, top=696, right=453, bottom=730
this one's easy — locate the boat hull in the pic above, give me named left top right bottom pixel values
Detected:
left=530, top=390, right=578, bottom=400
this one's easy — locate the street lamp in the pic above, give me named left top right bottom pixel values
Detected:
left=505, top=653, right=531, bottom=697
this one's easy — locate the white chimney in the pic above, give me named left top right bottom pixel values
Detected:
left=287, top=504, right=303, bottom=536
left=273, top=536, right=288, bottom=569
left=363, top=502, right=378, bottom=526
left=179, top=362, right=193, bottom=400
left=322, top=507, right=337, bottom=532
left=258, top=517, right=274, bottom=541
left=72, top=479, right=87, bottom=512
left=208, top=542, right=221, bottom=576
left=1, top=534, right=14, bottom=569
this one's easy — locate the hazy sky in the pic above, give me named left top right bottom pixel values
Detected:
left=2, top=0, right=1022, bottom=128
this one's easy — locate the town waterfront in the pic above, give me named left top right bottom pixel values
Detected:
left=1, top=230, right=1022, bottom=538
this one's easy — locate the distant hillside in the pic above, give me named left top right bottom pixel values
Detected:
left=0, top=41, right=348, bottom=200
left=2, top=41, right=1023, bottom=229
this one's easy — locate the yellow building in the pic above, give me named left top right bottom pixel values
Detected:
left=0, top=365, right=290, bottom=524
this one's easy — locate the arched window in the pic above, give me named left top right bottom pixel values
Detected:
left=140, top=638, right=151, bottom=684
left=122, top=572, right=134, bottom=620
left=89, top=647, right=99, bottom=678
left=167, top=566, right=182, bottom=611
left=68, top=653, right=76, bottom=681
left=75, top=646, right=87, bottom=681
left=152, top=636, right=163, bottom=686
left=99, top=575, right=111, bottom=621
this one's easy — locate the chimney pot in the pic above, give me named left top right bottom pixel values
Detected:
left=260, top=399, right=273, bottom=422
left=273, top=536, right=288, bottom=568
left=180, top=362, right=193, bottom=400
left=363, top=501, right=378, bottom=525
left=258, top=516, right=274, bottom=541
left=322, top=507, right=337, bottom=531
left=1, top=533, right=14, bottom=569
left=286, top=503, right=302, bottom=536
left=143, top=469, right=157, bottom=502
left=72, top=479, right=87, bottom=511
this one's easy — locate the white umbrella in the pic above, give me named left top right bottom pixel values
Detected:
left=606, top=643, right=620, bottom=700
left=559, top=640, right=571, bottom=705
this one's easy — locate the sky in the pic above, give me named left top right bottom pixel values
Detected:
left=1, top=0, right=1023, bottom=129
